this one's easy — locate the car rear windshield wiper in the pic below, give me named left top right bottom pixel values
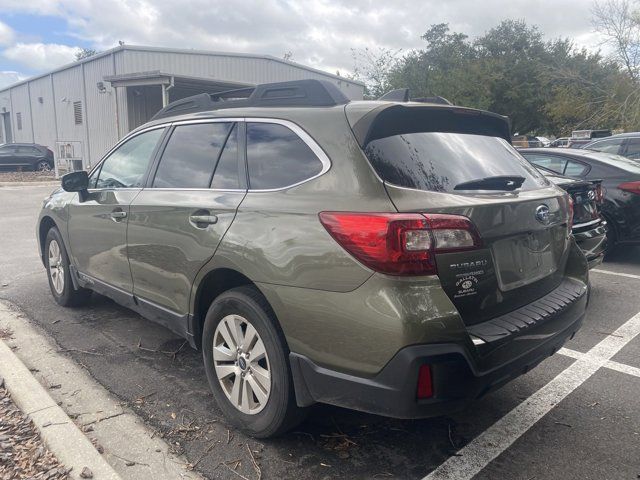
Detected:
left=454, top=175, right=526, bottom=191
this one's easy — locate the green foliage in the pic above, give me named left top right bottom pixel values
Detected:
left=354, top=19, right=640, bottom=135
left=75, top=48, right=98, bottom=61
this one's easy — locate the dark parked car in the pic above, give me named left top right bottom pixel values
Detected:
left=0, top=143, right=54, bottom=171
left=37, top=80, right=588, bottom=438
left=536, top=165, right=607, bottom=267
left=582, top=132, right=640, bottom=160
left=522, top=148, right=640, bottom=252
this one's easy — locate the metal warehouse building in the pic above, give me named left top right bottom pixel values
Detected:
left=0, top=44, right=364, bottom=169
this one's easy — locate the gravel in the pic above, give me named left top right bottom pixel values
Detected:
left=0, top=171, right=56, bottom=183
left=0, top=379, right=70, bottom=480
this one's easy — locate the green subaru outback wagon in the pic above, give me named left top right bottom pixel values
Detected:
left=38, top=80, right=589, bottom=437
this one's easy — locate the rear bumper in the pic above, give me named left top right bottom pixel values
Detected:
left=290, top=278, right=587, bottom=419
left=573, top=220, right=607, bottom=268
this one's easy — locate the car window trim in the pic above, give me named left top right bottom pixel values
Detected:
left=139, top=117, right=330, bottom=192
left=243, top=117, right=331, bottom=192
left=87, top=125, right=169, bottom=192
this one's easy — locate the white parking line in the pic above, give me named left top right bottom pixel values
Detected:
left=559, top=347, right=640, bottom=379
left=423, top=311, right=640, bottom=480
left=592, top=269, right=640, bottom=280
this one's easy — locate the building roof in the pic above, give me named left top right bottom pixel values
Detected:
left=0, top=44, right=364, bottom=93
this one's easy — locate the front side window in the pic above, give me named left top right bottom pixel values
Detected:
left=94, top=128, right=164, bottom=189
left=152, top=123, right=232, bottom=188
left=587, top=138, right=624, bottom=155
left=365, top=132, right=548, bottom=193
left=246, top=122, right=324, bottom=190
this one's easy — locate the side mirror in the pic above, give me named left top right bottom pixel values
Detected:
left=61, top=171, right=89, bottom=193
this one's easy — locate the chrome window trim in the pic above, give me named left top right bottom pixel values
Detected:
left=90, top=116, right=331, bottom=193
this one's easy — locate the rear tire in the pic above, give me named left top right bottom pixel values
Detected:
left=202, top=286, right=307, bottom=438
left=44, top=227, right=92, bottom=307
left=35, top=160, right=52, bottom=172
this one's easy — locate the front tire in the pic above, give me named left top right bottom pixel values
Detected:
left=44, top=227, right=91, bottom=306
left=202, top=286, right=306, bottom=438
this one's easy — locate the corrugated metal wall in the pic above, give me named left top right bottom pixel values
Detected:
left=82, top=53, right=119, bottom=166
left=118, top=49, right=364, bottom=100
left=0, top=46, right=365, bottom=168
left=29, top=76, right=57, bottom=152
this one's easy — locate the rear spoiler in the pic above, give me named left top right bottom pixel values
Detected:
left=350, top=104, right=512, bottom=147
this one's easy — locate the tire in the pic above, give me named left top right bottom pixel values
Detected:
left=44, top=227, right=92, bottom=307
left=202, top=286, right=307, bottom=438
left=34, top=160, right=52, bottom=172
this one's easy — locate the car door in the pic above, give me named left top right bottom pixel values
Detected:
left=127, top=120, right=246, bottom=329
left=66, top=127, right=166, bottom=303
left=0, top=145, right=19, bottom=167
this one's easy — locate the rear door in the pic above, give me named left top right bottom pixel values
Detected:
left=363, top=130, right=572, bottom=324
left=0, top=145, right=18, bottom=167
left=127, top=120, right=246, bottom=325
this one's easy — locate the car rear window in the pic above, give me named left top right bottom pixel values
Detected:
left=364, top=132, right=548, bottom=193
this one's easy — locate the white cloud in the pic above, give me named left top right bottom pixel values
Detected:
left=0, top=0, right=608, bottom=75
left=0, top=20, right=14, bottom=47
left=0, top=70, right=24, bottom=88
left=3, top=42, right=80, bottom=71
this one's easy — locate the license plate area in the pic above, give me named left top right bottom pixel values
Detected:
left=492, top=230, right=558, bottom=291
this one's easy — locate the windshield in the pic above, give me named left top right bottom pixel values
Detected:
left=364, top=132, right=548, bottom=193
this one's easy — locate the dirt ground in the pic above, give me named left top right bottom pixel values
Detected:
left=0, top=171, right=55, bottom=183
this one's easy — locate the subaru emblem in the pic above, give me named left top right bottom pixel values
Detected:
left=535, top=204, right=550, bottom=225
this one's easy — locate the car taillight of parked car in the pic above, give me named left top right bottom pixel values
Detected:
left=318, top=212, right=482, bottom=276
left=618, top=181, right=640, bottom=195
left=595, top=183, right=605, bottom=203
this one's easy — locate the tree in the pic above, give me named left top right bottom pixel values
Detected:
left=75, top=48, right=98, bottom=61
left=592, top=0, right=640, bottom=81
left=350, top=47, right=402, bottom=98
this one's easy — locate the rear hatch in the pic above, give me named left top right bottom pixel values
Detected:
left=351, top=104, right=573, bottom=325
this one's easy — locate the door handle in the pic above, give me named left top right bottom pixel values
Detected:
left=189, top=214, right=218, bottom=227
left=110, top=210, right=127, bottom=221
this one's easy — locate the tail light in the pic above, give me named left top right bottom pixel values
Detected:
left=318, top=212, right=481, bottom=276
left=619, top=181, right=640, bottom=195
left=417, top=364, right=433, bottom=399
left=567, top=196, right=574, bottom=230
left=595, top=183, right=604, bottom=203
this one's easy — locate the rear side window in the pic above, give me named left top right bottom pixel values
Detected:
left=564, top=160, right=588, bottom=176
left=153, top=123, right=232, bottom=188
left=211, top=124, right=240, bottom=189
left=587, top=138, right=624, bottom=154
left=365, top=132, right=548, bottom=193
left=246, top=122, right=323, bottom=190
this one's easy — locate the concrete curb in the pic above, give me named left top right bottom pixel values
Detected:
left=0, top=181, right=59, bottom=187
left=0, top=338, right=121, bottom=479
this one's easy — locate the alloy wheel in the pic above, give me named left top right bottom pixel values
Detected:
left=48, top=239, right=64, bottom=294
left=213, top=314, right=271, bottom=415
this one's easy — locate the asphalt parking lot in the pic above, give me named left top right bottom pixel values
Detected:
left=0, top=184, right=638, bottom=480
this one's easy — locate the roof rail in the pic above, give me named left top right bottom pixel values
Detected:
left=152, top=79, right=350, bottom=120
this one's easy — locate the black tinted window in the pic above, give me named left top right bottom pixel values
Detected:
left=624, top=138, right=640, bottom=159
left=153, top=123, right=232, bottom=188
left=246, top=123, right=323, bottom=190
left=365, top=132, right=548, bottom=193
left=96, top=128, right=164, bottom=189
left=211, top=124, right=240, bottom=189
left=587, top=138, right=624, bottom=154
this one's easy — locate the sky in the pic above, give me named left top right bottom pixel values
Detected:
left=0, top=0, right=606, bottom=88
